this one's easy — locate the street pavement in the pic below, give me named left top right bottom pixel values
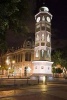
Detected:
left=0, top=81, right=67, bottom=100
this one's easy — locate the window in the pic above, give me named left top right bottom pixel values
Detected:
left=40, top=50, right=45, bottom=59
left=42, top=16, right=45, bottom=21
left=41, top=50, right=44, bottom=57
left=46, top=34, right=51, bottom=47
left=35, top=43, right=39, bottom=47
left=46, top=27, right=51, bottom=32
left=26, top=41, right=31, bottom=47
left=41, top=42, right=45, bottom=46
left=36, top=27, right=40, bottom=32
left=41, top=33, right=45, bottom=41
left=25, top=52, right=31, bottom=61
left=47, top=34, right=50, bottom=42
left=20, top=54, right=23, bottom=62
left=36, top=34, right=39, bottom=41
left=41, top=26, right=45, bottom=30
left=47, top=49, right=50, bottom=57
left=17, top=54, right=20, bottom=62
left=36, top=25, right=40, bottom=28
left=36, top=50, right=39, bottom=57
left=12, top=55, right=15, bottom=60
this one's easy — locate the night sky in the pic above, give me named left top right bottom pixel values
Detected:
left=35, top=0, right=67, bottom=39
left=7, top=0, right=67, bottom=49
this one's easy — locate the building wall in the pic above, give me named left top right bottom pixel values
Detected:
left=0, top=38, right=34, bottom=77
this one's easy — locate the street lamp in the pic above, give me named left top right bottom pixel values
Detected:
left=6, top=58, right=10, bottom=65
left=0, top=65, right=1, bottom=68
left=6, top=58, right=10, bottom=77
left=12, top=60, right=15, bottom=64
left=6, top=57, right=15, bottom=77
left=11, top=60, right=15, bottom=77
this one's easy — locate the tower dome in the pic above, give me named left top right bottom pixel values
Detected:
left=39, top=6, right=49, bottom=12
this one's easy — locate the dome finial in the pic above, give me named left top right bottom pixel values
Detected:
left=42, top=0, right=45, bottom=6
left=43, top=2, right=45, bottom=6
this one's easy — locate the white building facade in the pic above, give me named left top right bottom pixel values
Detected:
left=32, top=6, right=53, bottom=77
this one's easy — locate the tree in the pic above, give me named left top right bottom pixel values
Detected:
left=52, top=66, right=56, bottom=77
left=52, top=50, right=67, bottom=70
left=52, top=67, right=63, bottom=77
left=52, top=50, right=62, bottom=66
left=52, top=66, right=56, bottom=73
left=55, top=68, right=63, bottom=74
left=0, top=0, right=31, bottom=52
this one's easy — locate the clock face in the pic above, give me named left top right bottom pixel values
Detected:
left=47, top=17, right=50, bottom=22
left=36, top=17, right=40, bottom=22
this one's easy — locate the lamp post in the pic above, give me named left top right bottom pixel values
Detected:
left=6, top=57, right=15, bottom=77
left=6, top=58, right=10, bottom=77
left=12, top=60, right=15, bottom=77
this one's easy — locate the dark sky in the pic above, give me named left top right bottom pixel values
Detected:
left=7, top=0, right=67, bottom=49
left=35, top=0, right=67, bottom=39
left=26, top=0, right=67, bottom=39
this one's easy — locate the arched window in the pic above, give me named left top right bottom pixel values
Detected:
left=25, top=52, right=31, bottom=61
left=41, top=33, right=44, bottom=41
left=35, top=50, right=39, bottom=57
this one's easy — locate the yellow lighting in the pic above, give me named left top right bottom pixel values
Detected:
left=12, top=60, right=15, bottom=64
left=8, top=67, right=11, bottom=70
left=43, top=76, right=46, bottom=84
left=6, top=59, right=10, bottom=65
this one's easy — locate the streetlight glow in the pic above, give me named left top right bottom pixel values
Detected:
left=43, top=76, right=46, bottom=84
left=6, top=59, right=10, bottom=65
left=12, top=60, right=15, bottom=64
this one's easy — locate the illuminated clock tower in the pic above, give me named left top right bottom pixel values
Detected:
left=32, top=6, right=53, bottom=77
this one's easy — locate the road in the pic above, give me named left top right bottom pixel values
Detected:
left=0, top=80, right=67, bottom=100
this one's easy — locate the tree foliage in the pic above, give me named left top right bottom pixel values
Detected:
left=52, top=50, right=67, bottom=69
left=52, top=67, right=63, bottom=74
left=0, top=0, right=31, bottom=52
left=55, top=68, right=63, bottom=74
left=52, top=50, right=62, bottom=66
left=0, top=65, right=8, bottom=70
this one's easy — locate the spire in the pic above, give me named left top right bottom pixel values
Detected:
left=42, top=0, right=46, bottom=6
left=43, top=1, right=45, bottom=6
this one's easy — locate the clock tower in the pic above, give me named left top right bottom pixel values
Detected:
left=32, top=6, right=53, bottom=78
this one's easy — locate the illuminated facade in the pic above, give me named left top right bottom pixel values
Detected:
left=0, top=6, right=53, bottom=78
left=32, top=6, right=53, bottom=77
left=0, top=38, right=34, bottom=77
